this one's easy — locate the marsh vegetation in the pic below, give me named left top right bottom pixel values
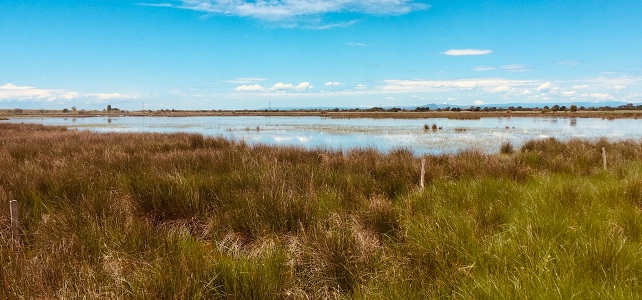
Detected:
left=2, top=123, right=642, bottom=298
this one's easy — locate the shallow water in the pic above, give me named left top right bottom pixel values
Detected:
left=7, top=116, right=642, bottom=155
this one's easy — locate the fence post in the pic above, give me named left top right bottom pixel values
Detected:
left=9, top=200, right=18, bottom=240
left=602, top=147, right=607, bottom=170
left=420, top=158, right=426, bottom=191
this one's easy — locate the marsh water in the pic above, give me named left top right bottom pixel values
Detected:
left=7, top=116, right=642, bottom=155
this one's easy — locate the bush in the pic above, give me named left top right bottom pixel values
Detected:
left=500, top=141, right=514, bottom=154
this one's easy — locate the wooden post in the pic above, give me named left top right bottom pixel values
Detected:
left=602, top=147, right=607, bottom=170
left=9, top=200, right=18, bottom=240
left=420, top=158, right=426, bottom=191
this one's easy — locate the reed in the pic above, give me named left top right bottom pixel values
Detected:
left=2, top=123, right=642, bottom=298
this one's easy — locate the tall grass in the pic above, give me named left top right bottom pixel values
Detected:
left=2, top=123, right=642, bottom=298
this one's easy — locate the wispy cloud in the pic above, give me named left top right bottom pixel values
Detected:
left=501, top=64, right=528, bottom=72
left=139, top=0, right=428, bottom=27
left=0, top=83, right=79, bottom=101
left=378, top=79, right=536, bottom=93
left=473, top=66, right=495, bottom=71
left=324, top=81, right=342, bottom=86
left=556, top=60, right=579, bottom=66
left=235, top=84, right=266, bottom=92
left=234, top=81, right=313, bottom=93
left=225, top=77, right=267, bottom=84
left=442, top=49, right=493, bottom=56
left=494, top=86, right=511, bottom=92
left=537, top=82, right=552, bottom=92
left=347, top=42, right=367, bottom=47
left=87, top=93, right=136, bottom=101
left=303, top=20, right=358, bottom=30
left=136, top=2, right=173, bottom=7
left=0, top=83, right=137, bottom=102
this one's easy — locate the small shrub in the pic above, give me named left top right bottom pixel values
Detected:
left=500, top=141, right=514, bottom=154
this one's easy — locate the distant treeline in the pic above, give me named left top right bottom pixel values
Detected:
left=4, top=103, right=642, bottom=115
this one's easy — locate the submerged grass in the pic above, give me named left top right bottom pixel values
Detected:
left=2, top=122, right=642, bottom=298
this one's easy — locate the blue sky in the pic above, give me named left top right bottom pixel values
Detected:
left=1, top=0, right=641, bottom=110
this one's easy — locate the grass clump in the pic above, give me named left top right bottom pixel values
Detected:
left=2, top=123, right=642, bottom=298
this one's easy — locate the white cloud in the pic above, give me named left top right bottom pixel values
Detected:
left=572, top=84, right=589, bottom=90
left=613, top=85, right=627, bottom=90
left=235, top=84, right=266, bottom=92
left=0, top=83, right=136, bottom=102
left=561, top=91, right=576, bottom=96
left=1, top=83, right=33, bottom=90
left=303, top=20, right=358, bottom=30
left=537, top=82, right=552, bottom=91
left=270, top=82, right=312, bottom=91
left=271, top=82, right=295, bottom=90
left=442, top=49, right=493, bottom=56
left=87, top=93, right=136, bottom=100
left=225, top=78, right=267, bottom=84
left=589, top=93, right=614, bottom=101
left=324, top=81, right=342, bottom=86
left=494, top=86, right=511, bottom=92
left=347, top=42, right=367, bottom=47
left=141, top=0, right=429, bottom=22
left=556, top=60, right=579, bottom=66
left=474, top=100, right=484, bottom=105
left=521, top=89, right=532, bottom=95
left=136, top=2, right=173, bottom=7
left=0, top=83, right=79, bottom=101
left=501, top=64, right=528, bottom=72
left=473, top=66, right=495, bottom=71
left=379, top=78, right=535, bottom=93
left=296, top=82, right=312, bottom=90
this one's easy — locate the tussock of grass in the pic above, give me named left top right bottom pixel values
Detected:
left=2, top=123, right=642, bottom=298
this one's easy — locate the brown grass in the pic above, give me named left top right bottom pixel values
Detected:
left=2, top=123, right=642, bottom=298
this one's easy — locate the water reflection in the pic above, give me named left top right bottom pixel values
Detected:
left=7, top=116, right=642, bottom=155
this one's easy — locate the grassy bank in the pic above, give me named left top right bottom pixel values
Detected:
left=1, top=123, right=642, bottom=298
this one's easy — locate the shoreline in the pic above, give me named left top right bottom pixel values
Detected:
left=2, top=109, right=642, bottom=119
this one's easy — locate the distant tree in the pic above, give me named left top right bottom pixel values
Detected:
left=62, top=108, right=69, bottom=113
left=560, top=105, right=567, bottom=111
left=107, top=105, right=112, bottom=112
left=71, top=106, right=77, bottom=111
left=551, top=105, right=560, bottom=112
left=570, top=105, right=578, bottom=112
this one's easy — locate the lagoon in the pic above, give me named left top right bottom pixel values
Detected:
left=6, top=116, right=642, bottom=155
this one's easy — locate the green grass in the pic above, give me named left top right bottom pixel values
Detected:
left=2, top=123, right=642, bottom=298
